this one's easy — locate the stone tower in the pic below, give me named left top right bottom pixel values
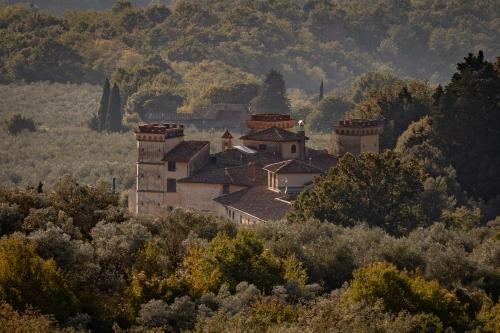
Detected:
left=133, top=123, right=184, bottom=215
left=221, top=129, right=233, bottom=151
left=246, top=113, right=295, bottom=133
left=332, top=119, right=384, bottom=156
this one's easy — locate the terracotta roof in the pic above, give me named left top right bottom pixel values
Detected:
left=263, top=159, right=323, bottom=174
left=163, top=141, right=209, bottom=162
left=178, top=163, right=267, bottom=186
left=240, top=127, right=308, bottom=142
left=221, top=129, right=233, bottom=139
left=306, top=149, right=338, bottom=172
left=214, top=186, right=291, bottom=221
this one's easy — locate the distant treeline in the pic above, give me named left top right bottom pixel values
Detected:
left=2, top=0, right=173, bottom=15
left=1, top=0, right=499, bottom=92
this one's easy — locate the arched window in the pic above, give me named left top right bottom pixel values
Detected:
left=291, top=144, right=297, bottom=154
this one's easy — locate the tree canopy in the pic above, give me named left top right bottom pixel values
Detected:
left=431, top=51, right=500, bottom=201
left=290, top=151, right=428, bottom=236
left=250, top=69, right=291, bottom=114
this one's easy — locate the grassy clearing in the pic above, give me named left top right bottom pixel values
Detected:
left=0, top=83, right=135, bottom=189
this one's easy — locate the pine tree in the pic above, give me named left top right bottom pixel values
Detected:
left=319, top=80, right=324, bottom=101
left=106, top=83, right=122, bottom=132
left=431, top=50, right=500, bottom=201
left=97, top=78, right=111, bottom=132
left=250, top=69, right=290, bottom=114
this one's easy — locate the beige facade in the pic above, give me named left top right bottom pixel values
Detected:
left=131, top=117, right=382, bottom=222
left=178, top=183, right=246, bottom=212
left=133, top=124, right=209, bottom=215
left=281, top=141, right=301, bottom=159
left=267, top=171, right=319, bottom=190
left=277, top=173, right=319, bottom=188
left=219, top=205, right=264, bottom=225
left=332, top=120, right=383, bottom=156
left=242, top=139, right=303, bottom=160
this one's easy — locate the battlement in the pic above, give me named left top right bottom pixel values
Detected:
left=335, top=119, right=384, bottom=128
left=134, top=123, right=184, bottom=141
left=334, top=119, right=384, bottom=136
left=246, top=113, right=295, bottom=131
left=332, top=119, right=384, bottom=156
left=250, top=114, right=292, bottom=121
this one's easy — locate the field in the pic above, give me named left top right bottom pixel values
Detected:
left=0, top=83, right=330, bottom=190
left=0, top=83, right=136, bottom=189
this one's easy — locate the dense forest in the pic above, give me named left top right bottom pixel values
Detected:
left=0, top=1, right=499, bottom=332
left=1, top=0, right=499, bottom=119
left=0, top=52, right=499, bottom=332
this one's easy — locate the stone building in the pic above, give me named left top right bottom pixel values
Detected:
left=332, top=119, right=384, bottom=156
left=129, top=114, right=382, bottom=223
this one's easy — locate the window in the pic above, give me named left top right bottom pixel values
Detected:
left=168, top=161, right=176, bottom=171
left=167, top=178, right=176, bottom=192
left=222, top=184, right=230, bottom=194
left=291, top=144, right=296, bottom=154
left=239, top=215, right=242, bottom=223
left=232, top=211, right=235, bottom=220
left=258, top=144, right=267, bottom=150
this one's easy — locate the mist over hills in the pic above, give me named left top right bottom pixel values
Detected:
left=1, top=0, right=499, bottom=93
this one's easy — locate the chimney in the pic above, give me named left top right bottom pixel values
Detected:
left=298, top=120, right=306, bottom=160
left=247, top=161, right=256, bottom=182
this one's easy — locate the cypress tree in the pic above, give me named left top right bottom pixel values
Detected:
left=97, top=78, right=111, bottom=132
left=319, top=80, right=324, bottom=101
left=250, top=69, right=290, bottom=114
left=106, top=83, right=122, bottom=132
left=36, top=181, right=43, bottom=193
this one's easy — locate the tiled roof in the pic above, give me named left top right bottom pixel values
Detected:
left=163, top=141, right=209, bottom=162
left=178, top=163, right=267, bottom=186
left=263, top=159, right=323, bottom=174
left=240, top=127, right=308, bottom=142
left=212, top=148, right=281, bottom=168
left=214, top=186, right=291, bottom=222
left=306, top=148, right=338, bottom=173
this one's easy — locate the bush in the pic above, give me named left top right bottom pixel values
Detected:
left=5, top=114, right=36, bottom=135
left=345, top=262, right=470, bottom=330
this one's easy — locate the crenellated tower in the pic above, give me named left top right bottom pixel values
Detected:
left=332, top=119, right=384, bottom=156
left=133, top=123, right=184, bottom=215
